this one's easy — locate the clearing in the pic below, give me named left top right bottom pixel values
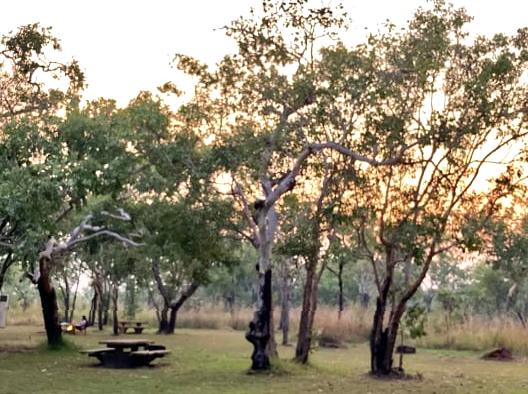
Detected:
left=1, top=325, right=527, bottom=393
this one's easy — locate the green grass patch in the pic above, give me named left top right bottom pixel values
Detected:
left=1, top=325, right=528, bottom=393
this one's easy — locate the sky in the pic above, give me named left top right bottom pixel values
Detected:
left=2, top=1, right=528, bottom=106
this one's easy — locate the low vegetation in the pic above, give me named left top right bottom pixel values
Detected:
left=2, top=324, right=528, bottom=394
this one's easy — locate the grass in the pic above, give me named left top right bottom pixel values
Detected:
left=9, top=303, right=528, bottom=356
left=2, top=324, right=528, bottom=393
left=417, top=315, right=528, bottom=356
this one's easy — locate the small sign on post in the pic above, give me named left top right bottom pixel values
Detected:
left=0, top=294, right=8, bottom=328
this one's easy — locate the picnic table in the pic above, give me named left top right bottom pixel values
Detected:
left=118, top=321, right=147, bottom=334
left=81, top=339, right=169, bottom=368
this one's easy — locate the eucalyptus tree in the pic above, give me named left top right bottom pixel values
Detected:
left=0, top=24, right=148, bottom=346
left=174, top=0, right=411, bottom=370
left=0, top=23, right=84, bottom=292
left=334, top=2, right=528, bottom=375
left=113, top=89, right=240, bottom=335
left=137, top=198, right=235, bottom=334
left=26, top=207, right=141, bottom=345
left=273, top=155, right=347, bottom=363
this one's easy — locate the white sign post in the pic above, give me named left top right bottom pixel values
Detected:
left=0, top=294, right=8, bottom=328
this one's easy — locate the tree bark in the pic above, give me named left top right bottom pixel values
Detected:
left=294, top=169, right=334, bottom=363
left=0, top=252, right=13, bottom=294
left=158, top=305, right=169, bottom=333
left=68, top=270, right=81, bottom=322
left=94, top=279, right=104, bottom=330
left=246, top=203, right=278, bottom=370
left=167, top=306, right=178, bottom=334
left=111, top=283, right=119, bottom=335
left=369, top=261, right=408, bottom=376
left=88, top=290, right=97, bottom=326
left=294, top=260, right=319, bottom=363
left=267, top=306, right=278, bottom=358
left=152, top=258, right=175, bottom=334
left=37, top=256, right=62, bottom=347
left=59, top=273, right=70, bottom=322
left=246, top=269, right=273, bottom=370
left=370, top=296, right=404, bottom=375
left=337, top=262, right=344, bottom=320
left=161, top=283, right=199, bottom=334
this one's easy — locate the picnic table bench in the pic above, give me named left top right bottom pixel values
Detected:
left=80, top=339, right=169, bottom=368
left=118, top=321, right=147, bottom=334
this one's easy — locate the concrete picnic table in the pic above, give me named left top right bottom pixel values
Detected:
left=100, top=338, right=153, bottom=351
left=118, top=321, right=148, bottom=334
left=81, top=339, right=169, bottom=368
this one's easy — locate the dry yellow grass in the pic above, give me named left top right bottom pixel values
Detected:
left=418, top=315, right=528, bottom=356
left=8, top=303, right=528, bottom=356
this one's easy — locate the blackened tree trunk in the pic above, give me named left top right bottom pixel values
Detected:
left=111, top=283, right=119, bottom=336
left=370, top=295, right=391, bottom=375
left=337, top=262, right=344, bottom=320
left=164, top=283, right=199, bottom=334
left=152, top=258, right=200, bottom=335
left=369, top=261, right=407, bottom=376
left=246, top=203, right=278, bottom=371
left=267, top=305, right=278, bottom=358
left=151, top=258, right=170, bottom=334
left=369, top=248, right=434, bottom=376
left=36, top=255, right=62, bottom=347
left=246, top=269, right=272, bottom=370
left=370, top=296, right=405, bottom=375
left=167, top=306, right=178, bottom=334
left=158, top=305, right=169, bottom=333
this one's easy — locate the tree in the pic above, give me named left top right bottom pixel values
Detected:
left=26, top=208, right=141, bottom=345
left=112, top=90, right=240, bottom=335
left=139, top=199, right=236, bottom=334
left=336, top=1, right=528, bottom=375
left=175, top=0, right=409, bottom=370
left=0, top=23, right=84, bottom=293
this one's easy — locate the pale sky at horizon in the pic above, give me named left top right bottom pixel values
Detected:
left=2, top=1, right=528, bottom=105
